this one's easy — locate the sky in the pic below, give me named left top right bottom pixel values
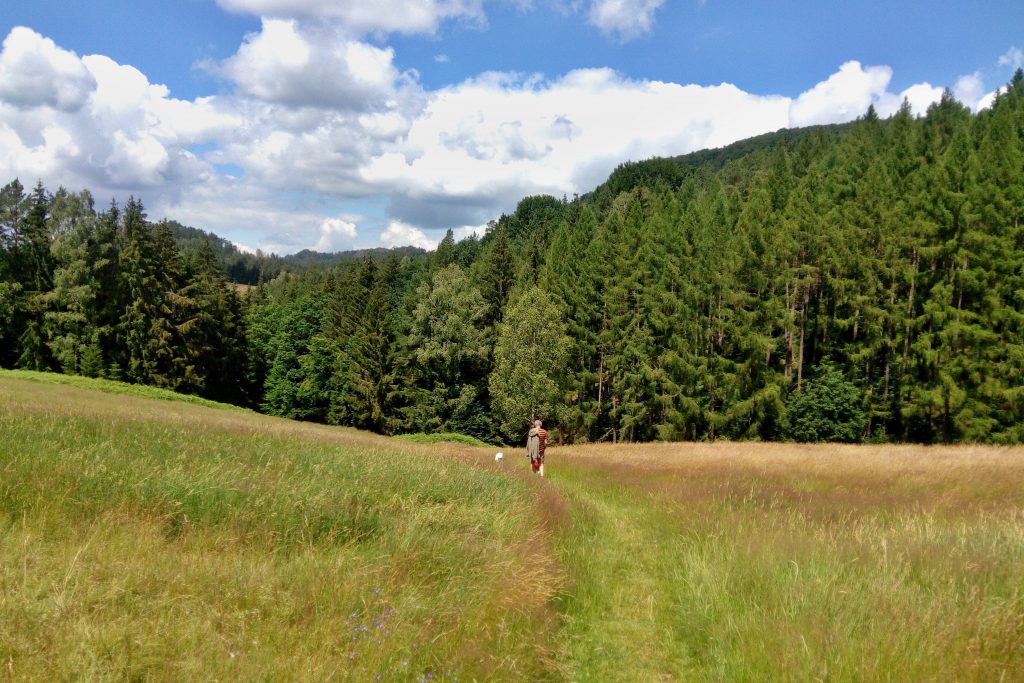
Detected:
left=1, top=1, right=1022, bottom=255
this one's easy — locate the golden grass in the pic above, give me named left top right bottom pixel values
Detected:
left=543, top=440, right=1024, bottom=681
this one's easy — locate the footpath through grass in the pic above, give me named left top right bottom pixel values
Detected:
left=547, top=442, right=1024, bottom=682
left=0, top=374, right=561, bottom=681
left=5, top=370, right=1024, bottom=681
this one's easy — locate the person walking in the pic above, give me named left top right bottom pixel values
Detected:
left=526, top=419, right=548, bottom=476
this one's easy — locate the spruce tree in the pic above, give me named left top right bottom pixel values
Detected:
left=477, top=223, right=517, bottom=326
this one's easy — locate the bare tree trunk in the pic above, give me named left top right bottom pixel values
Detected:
left=883, top=342, right=891, bottom=402
left=797, top=283, right=809, bottom=391
left=784, top=278, right=794, bottom=380
left=902, top=249, right=919, bottom=365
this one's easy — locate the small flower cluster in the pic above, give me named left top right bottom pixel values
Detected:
left=414, top=670, right=458, bottom=682
left=346, top=587, right=460, bottom=682
left=346, top=589, right=396, bottom=657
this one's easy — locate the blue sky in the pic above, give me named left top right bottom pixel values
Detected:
left=1, top=1, right=1022, bottom=253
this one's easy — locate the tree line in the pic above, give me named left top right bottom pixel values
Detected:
left=2, top=71, right=1022, bottom=445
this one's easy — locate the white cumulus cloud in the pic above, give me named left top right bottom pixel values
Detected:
left=153, top=177, right=360, bottom=255
left=898, top=82, right=945, bottom=116
left=790, top=61, right=892, bottom=126
left=315, top=216, right=359, bottom=251
left=998, top=47, right=1023, bottom=69
left=361, top=67, right=791, bottom=227
left=381, top=219, right=438, bottom=249
left=211, top=19, right=408, bottom=110
left=0, top=27, right=96, bottom=112
left=953, top=72, right=994, bottom=112
left=0, top=25, right=999, bottom=254
left=588, top=0, right=666, bottom=42
left=788, top=60, right=952, bottom=126
left=0, top=27, right=236, bottom=197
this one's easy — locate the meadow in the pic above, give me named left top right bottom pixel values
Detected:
left=0, top=374, right=558, bottom=681
left=3, top=371, right=1023, bottom=681
left=545, top=443, right=1024, bottom=681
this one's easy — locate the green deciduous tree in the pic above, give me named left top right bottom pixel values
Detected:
left=405, top=264, right=492, bottom=436
left=489, top=286, right=571, bottom=440
left=786, top=366, right=866, bottom=442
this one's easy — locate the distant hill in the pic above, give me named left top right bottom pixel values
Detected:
left=584, top=122, right=850, bottom=214
left=284, top=246, right=426, bottom=266
left=166, top=125, right=847, bottom=284
left=164, top=220, right=425, bottom=284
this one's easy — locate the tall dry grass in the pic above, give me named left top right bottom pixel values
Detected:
left=546, top=441, right=1024, bottom=681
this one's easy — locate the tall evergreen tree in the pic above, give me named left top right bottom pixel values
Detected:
left=177, top=240, right=250, bottom=403
left=477, top=223, right=517, bottom=326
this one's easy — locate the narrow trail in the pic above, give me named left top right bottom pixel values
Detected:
left=460, top=446, right=667, bottom=681
left=463, top=446, right=699, bottom=681
left=544, top=460, right=696, bottom=682
left=450, top=441, right=1024, bottom=682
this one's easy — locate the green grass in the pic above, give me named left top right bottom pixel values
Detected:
left=0, top=376, right=559, bottom=681
left=0, top=368, right=248, bottom=411
left=395, top=433, right=496, bottom=448
left=4, top=374, right=1024, bottom=681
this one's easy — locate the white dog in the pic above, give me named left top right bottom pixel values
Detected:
left=494, top=451, right=504, bottom=463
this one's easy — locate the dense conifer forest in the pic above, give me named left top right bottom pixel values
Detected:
left=3, top=73, right=1023, bottom=444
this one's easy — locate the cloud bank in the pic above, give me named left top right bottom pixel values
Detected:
left=0, top=21, right=1005, bottom=253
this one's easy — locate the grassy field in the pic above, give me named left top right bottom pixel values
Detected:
left=543, top=443, right=1024, bottom=681
left=3, top=371, right=1024, bottom=681
left=395, top=433, right=496, bottom=448
left=0, top=374, right=558, bottom=681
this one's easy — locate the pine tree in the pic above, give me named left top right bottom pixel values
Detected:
left=342, top=257, right=406, bottom=433
left=13, top=182, right=56, bottom=371
left=118, top=197, right=163, bottom=384
left=477, top=223, right=517, bottom=326
left=433, top=228, right=457, bottom=270
left=259, top=291, right=327, bottom=419
left=177, top=240, right=250, bottom=403
left=44, top=189, right=101, bottom=374
left=538, top=202, right=599, bottom=441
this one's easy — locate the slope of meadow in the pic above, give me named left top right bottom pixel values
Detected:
left=0, top=373, right=559, bottom=681
left=4, top=371, right=1024, bottom=681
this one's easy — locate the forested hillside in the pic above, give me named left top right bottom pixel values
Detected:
left=2, top=73, right=1023, bottom=445
left=166, top=221, right=426, bottom=285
